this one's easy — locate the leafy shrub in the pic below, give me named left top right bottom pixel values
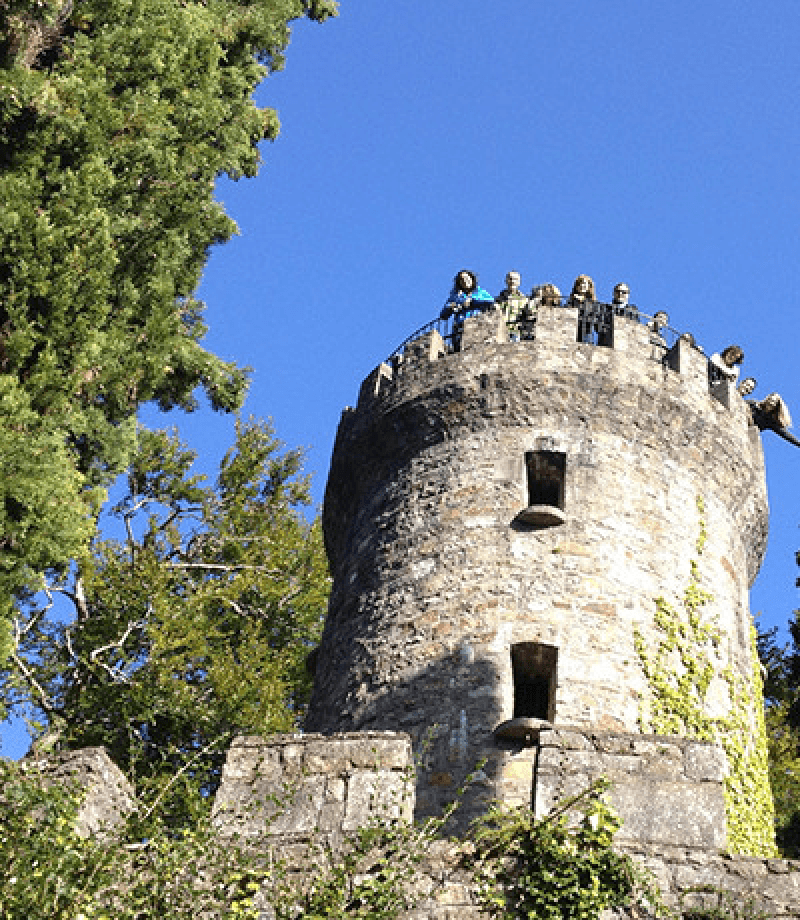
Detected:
left=470, top=779, right=663, bottom=920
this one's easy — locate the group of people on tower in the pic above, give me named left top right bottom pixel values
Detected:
left=705, top=347, right=798, bottom=447
left=441, top=270, right=635, bottom=349
left=441, top=270, right=634, bottom=324
left=440, top=269, right=799, bottom=450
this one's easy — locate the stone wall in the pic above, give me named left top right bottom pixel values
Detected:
left=207, top=731, right=800, bottom=918
left=23, top=746, right=136, bottom=838
left=211, top=732, right=413, bottom=852
left=24, top=737, right=800, bottom=917
left=405, top=844, right=800, bottom=920
left=534, top=727, right=728, bottom=851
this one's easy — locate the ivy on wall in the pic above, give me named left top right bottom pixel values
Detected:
left=634, top=497, right=776, bottom=857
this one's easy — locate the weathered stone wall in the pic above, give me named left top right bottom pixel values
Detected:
left=207, top=732, right=800, bottom=918
left=534, top=727, right=728, bottom=850
left=404, top=843, right=800, bottom=920
left=23, top=746, right=136, bottom=838
left=307, top=305, right=769, bottom=825
left=18, top=737, right=799, bottom=917
left=211, top=732, right=413, bottom=852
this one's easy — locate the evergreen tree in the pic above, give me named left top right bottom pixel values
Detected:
left=3, top=418, right=329, bottom=819
left=0, top=0, right=336, bottom=650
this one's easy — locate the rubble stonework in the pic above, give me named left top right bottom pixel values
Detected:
left=306, top=305, right=769, bottom=830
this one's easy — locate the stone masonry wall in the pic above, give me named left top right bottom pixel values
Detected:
left=22, top=746, right=136, bottom=838
left=211, top=732, right=413, bottom=853
left=534, top=727, right=728, bottom=851
left=308, top=305, right=769, bottom=824
left=23, top=737, right=799, bottom=916
left=207, top=732, right=800, bottom=919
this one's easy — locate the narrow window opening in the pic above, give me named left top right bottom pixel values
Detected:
left=511, top=642, right=558, bottom=722
left=526, top=450, right=566, bottom=510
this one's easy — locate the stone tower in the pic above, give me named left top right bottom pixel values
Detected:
left=306, top=297, right=773, bottom=849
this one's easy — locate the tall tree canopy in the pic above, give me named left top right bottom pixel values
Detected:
left=0, top=0, right=336, bottom=651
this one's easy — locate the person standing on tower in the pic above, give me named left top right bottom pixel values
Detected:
left=709, top=344, right=744, bottom=384
left=441, top=269, right=494, bottom=320
left=496, top=271, right=529, bottom=340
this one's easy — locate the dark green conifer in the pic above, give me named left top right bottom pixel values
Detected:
left=0, top=0, right=336, bottom=646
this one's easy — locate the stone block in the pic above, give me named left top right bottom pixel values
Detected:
left=303, top=739, right=351, bottom=774
left=29, top=747, right=136, bottom=839
left=260, top=776, right=327, bottom=836
left=502, top=759, right=533, bottom=783
left=317, top=800, right=346, bottom=834
left=460, top=310, right=508, bottom=350
left=598, top=753, right=642, bottom=776
left=357, top=363, right=392, bottom=408
left=342, top=770, right=413, bottom=831
left=280, top=742, right=305, bottom=773
left=551, top=729, right=593, bottom=751
left=672, top=862, right=732, bottom=890
left=684, top=742, right=728, bottom=782
left=611, top=779, right=726, bottom=849
left=535, top=746, right=563, bottom=770
left=348, top=736, right=412, bottom=770
left=759, top=869, right=800, bottom=902
left=595, top=735, right=634, bottom=755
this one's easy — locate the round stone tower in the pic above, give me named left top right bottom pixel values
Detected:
left=307, top=300, right=771, bottom=840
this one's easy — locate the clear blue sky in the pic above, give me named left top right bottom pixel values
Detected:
left=3, top=1, right=799, bottom=755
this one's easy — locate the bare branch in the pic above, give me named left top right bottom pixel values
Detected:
left=9, top=651, right=58, bottom=716
left=73, top=575, right=89, bottom=621
left=138, top=734, right=226, bottom=823
left=12, top=587, right=55, bottom=638
left=89, top=617, right=146, bottom=665
left=168, top=562, right=285, bottom=574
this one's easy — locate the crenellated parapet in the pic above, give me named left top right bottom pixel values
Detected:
left=356, top=305, right=752, bottom=431
left=332, top=305, right=766, bottom=586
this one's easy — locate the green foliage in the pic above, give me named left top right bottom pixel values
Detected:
left=0, top=375, right=98, bottom=664
left=635, top=496, right=776, bottom=856
left=271, top=818, right=434, bottom=919
left=0, top=754, right=444, bottom=920
left=3, top=417, right=329, bottom=817
left=471, top=779, right=662, bottom=920
left=0, top=756, right=269, bottom=919
left=758, top=620, right=800, bottom=856
left=0, top=0, right=336, bottom=643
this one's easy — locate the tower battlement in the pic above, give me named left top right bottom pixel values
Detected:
left=330, top=306, right=766, bottom=585
left=356, top=305, right=753, bottom=431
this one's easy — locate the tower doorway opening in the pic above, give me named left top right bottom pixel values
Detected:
left=511, top=642, right=558, bottom=722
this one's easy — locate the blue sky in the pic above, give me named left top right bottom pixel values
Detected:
left=3, top=1, right=799, bottom=755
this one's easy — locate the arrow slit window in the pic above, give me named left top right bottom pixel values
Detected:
left=511, top=642, right=558, bottom=722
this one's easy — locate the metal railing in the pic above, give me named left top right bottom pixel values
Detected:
left=387, top=298, right=684, bottom=366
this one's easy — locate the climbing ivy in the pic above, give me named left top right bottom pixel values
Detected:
left=634, top=497, right=776, bottom=856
